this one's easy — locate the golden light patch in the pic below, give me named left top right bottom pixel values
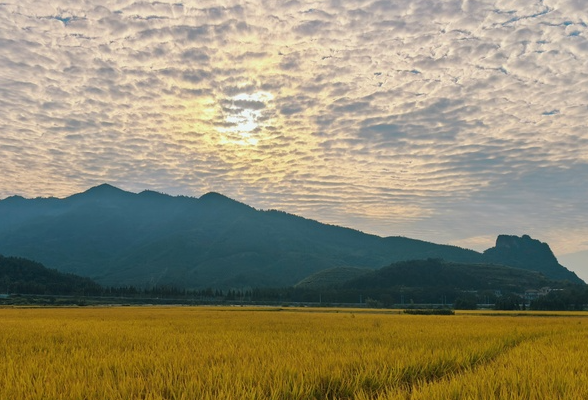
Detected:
left=216, top=91, right=274, bottom=146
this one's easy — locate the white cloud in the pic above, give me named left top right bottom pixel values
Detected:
left=1, top=0, right=587, bottom=269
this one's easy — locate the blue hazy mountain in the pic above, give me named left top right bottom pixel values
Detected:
left=0, top=184, right=582, bottom=288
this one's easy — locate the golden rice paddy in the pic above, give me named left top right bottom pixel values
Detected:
left=0, top=307, right=586, bottom=399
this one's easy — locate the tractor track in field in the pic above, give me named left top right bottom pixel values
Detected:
left=398, top=332, right=548, bottom=397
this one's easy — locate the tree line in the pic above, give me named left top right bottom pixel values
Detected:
left=2, top=254, right=587, bottom=310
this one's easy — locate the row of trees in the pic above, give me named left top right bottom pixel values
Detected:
left=2, top=255, right=587, bottom=310
left=98, top=286, right=254, bottom=300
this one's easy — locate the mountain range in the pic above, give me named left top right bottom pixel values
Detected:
left=0, top=184, right=583, bottom=289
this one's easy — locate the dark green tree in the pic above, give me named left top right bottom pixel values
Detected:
left=494, top=294, right=521, bottom=310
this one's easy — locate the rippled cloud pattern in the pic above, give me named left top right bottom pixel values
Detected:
left=1, top=0, right=587, bottom=258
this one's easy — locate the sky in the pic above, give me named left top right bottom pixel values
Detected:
left=1, top=0, right=587, bottom=279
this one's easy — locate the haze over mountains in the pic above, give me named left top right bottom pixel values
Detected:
left=0, top=184, right=583, bottom=289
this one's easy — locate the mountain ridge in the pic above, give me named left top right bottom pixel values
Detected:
left=0, top=254, right=102, bottom=295
left=0, top=184, right=583, bottom=288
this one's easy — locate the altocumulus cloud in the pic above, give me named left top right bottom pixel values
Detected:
left=1, top=0, right=588, bottom=262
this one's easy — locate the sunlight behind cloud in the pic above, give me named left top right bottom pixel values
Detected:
left=216, top=91, right=275, bottom=146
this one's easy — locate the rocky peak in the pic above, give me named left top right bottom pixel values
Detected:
left=494, top=234, right=555, bottom=258
left=484, top=234, right=583, bottom=284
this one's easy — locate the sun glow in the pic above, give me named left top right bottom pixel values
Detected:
left=216, top=91, right=274, bottom=146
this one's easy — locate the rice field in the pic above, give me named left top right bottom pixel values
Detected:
left=0, top=306, right=586, bottom=399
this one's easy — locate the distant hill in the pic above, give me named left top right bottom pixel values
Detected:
left=295, top=267, right=373, bottom=289
left=295, top=259, right=559, bottom=292
left=0, top=184, right=583, bottom=288
left=0, top=255, right=102, bottom=295
left=292, top=259, right=573, bottom=306
left=340, top=259, right=556, bottom=292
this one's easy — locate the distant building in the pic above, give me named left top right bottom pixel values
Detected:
left=524, top=289, right=540, bottom=302
left=539, top=287, right=552, bottom=296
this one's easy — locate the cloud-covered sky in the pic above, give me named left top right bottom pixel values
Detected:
left=1, top=0, right=587, bottom=276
